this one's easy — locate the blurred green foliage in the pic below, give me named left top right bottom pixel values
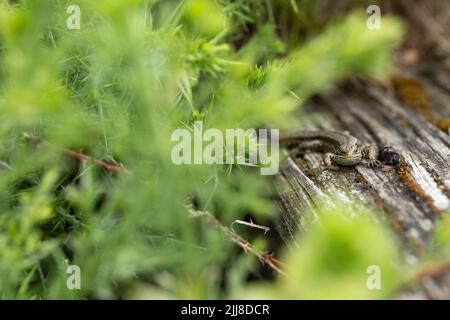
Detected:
left=0, top=0, right=406, bottom=299
left=236, top=206, right=403, bottom=299
left=426, top=212, right=450, bottom=260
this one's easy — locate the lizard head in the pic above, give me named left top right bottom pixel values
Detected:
left=331, top=144, right=363, bottom=166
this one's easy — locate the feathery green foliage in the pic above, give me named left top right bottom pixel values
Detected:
left=0, top=0, right=403, bottom=299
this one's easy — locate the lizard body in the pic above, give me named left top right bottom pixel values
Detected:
left=280, top=130, right=380, bottom=167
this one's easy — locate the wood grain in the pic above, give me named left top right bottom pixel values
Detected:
left=274, top=73, right=450, bottom=298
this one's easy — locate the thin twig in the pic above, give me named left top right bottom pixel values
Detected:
left=187, top=203, right=286, bottom=276
left=409, top=261, right=450, bottom=284
left=231, top=219, right=270, bottom=235
left=23, top=133, right=286, bottom=276
left=398, top=260, right=450, bottom=299
left=23, top=133, right=130, bottom=174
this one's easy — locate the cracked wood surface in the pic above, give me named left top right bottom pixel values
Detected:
left=275, top=72, right=450, bottom=298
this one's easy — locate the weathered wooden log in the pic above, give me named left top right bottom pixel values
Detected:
left=274, top=71, right=450, bottom=298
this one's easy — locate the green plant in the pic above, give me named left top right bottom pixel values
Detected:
left=0, top=0, right=403, bottom=299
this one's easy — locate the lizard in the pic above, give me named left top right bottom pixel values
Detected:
left=280, top=130, right=381, bottom=167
